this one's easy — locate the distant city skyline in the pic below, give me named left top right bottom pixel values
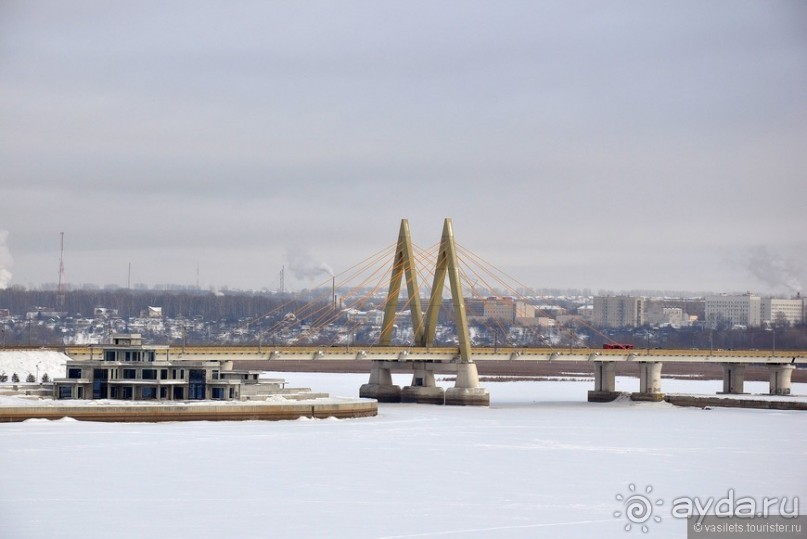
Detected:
left=4, top=251, right=802, bottom=300
left=1, top=2, right=805, bottom=295
left=0, top=224, right=803, bottom=297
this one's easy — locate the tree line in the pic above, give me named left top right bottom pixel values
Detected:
left=0, top=288, right=304, bottom=321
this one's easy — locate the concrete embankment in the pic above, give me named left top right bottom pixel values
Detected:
left=593, top=391, right=806, bottom=410
left=663, top=395, right=807, bottom=411
left=0, top=400, right=377, bottom=423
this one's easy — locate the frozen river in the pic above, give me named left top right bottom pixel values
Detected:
left=1, top=373, right=805, bottom=538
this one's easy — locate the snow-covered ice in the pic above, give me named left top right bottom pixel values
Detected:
left=0, top=372, right=805, bottom=539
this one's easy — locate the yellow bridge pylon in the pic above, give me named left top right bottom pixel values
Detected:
left=379, top=218, right=473, bottom=363
left=379, top=219, right=424, bottom=346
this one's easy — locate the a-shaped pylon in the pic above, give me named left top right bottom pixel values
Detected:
left=379, top=218, right=473, bottom=363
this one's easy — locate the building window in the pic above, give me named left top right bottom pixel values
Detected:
left=122, top=387, right=133, bottom=399
left=123, top=369, right=137, bottom=380
left=142, top=387, right=157, bottom=400
left=68, top=368, right=82, bottom=379
left=104, top=351, right=115, bottom=362
left=211, top=387, right=224, bottom=400
left=58, top=386, right=72, bottom=399
left=229, top=387, right=235, bottom=399
left=160, top=369, right=168, bottom=380
left=142, top=369, right=157, bottom=380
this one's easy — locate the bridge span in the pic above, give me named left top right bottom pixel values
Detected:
left=65, top=344, right=807, bottom=364
left=54, top=219, right=807, bottom=405
left=63, top=345, right=806, bottom=405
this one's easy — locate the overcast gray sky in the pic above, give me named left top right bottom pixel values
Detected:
left=1, top=1, right=805, bottom=295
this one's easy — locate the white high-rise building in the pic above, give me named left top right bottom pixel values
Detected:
left=705, top=294, right=761, bottom=328
left=761, top=297, right=803, bottom=326
left=592, top=296, right=645, bottom=328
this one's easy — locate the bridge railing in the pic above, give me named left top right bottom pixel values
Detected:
left=58, top=344, right=807, bottom=363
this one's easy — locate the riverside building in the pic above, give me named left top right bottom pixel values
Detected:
left=54, top=334, right=285, bottom=401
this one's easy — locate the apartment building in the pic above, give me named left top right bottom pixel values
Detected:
left=761, top=297, right=803, bottom=326
left=592, top=296, right=645, bottom=328
left=705, top=294, right=761, bottom=328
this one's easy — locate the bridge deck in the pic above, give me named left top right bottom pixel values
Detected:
left=61, top=346, right=807, bottom=364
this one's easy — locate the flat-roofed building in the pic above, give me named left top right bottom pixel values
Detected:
left=644, top=301, right=688, bottom=327
left=479, top=297, right=536, bottom=324
left=592, top=296, right=645, bottom=328
left=54, top=334, right=285, bottom=401
left=705, top=294, right=761, bottom=328
left=761, top=297, right=803, bottom=326
left=576, top=305, right=593, bottom=322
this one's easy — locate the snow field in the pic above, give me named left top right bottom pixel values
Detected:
left=0, top=373, right=804, bottom=539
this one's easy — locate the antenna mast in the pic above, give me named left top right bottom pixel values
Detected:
left=57, top=232, right=65, bottom=307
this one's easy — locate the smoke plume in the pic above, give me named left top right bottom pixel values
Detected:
left=0, top=230, right=12, bottom=289
left=287, top=248, right=333, bottom=281
left=745, top=246, right=802, bottom=293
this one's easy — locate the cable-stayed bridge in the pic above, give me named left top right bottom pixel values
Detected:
left=59, top=219, right=806, bottom=405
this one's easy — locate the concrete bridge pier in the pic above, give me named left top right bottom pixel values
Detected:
left=631, top=362, right=664, bottom=402
left=359, top=361, right=402, bottom=403
left=769, top=364, right=795, bottom=396
left=719, top=364, right=746, bottom=394
left=401, top=363, right=446, bottom=404
left=445, top=362, right=489, bottom=406
left=588, top=361, right=621, bottom=402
